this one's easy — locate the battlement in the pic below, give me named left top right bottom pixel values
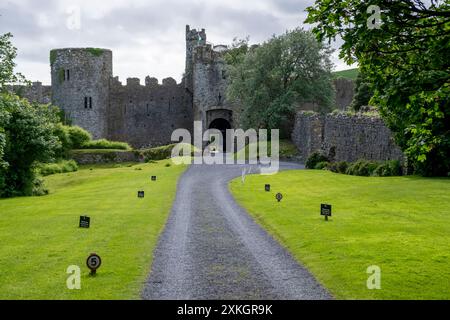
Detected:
left=186, top=25, right=206, bottom=44
left=193, top=44, right=225, bottom=63
left=111, top=76, right=183, bottom=89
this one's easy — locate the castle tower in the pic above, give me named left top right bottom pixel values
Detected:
left=51, top=48, right=112, bottom=139
left=185, top=25, right=206, bottom=93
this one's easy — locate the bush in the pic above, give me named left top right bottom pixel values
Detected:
left=314, top=161, right=329, bottom=170
left=373, top=160, right=402, bottom=177
left=140, top=143, right=197, bottom=162
left=67, top=126, right=91, bottom=149
left=81, top=139, right=130, bottom=150
left=306, top=152, right=329, bottom=169
left=345, top=159, right=380, bottom=176
left=326, top=161, right=349, bottom=173
left=53, top=124, right=73, bottom=158
left=37, top=160, right=78, bottom=176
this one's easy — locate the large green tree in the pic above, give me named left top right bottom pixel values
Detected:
left=306, top=0, right=450, bottom=176
left=0, top=93, right=60, bottom=197
left=226, top=28, right=335, bottom=136
left=0, top=33, right=27, bottom=91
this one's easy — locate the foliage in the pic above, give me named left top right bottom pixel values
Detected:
left=373, top=160, right=402, bottom=177
left=306, top=152, right=329, bottom=169
left=226, top=28, right=335, bottom=136
left=346, top=159, right=380, bottom=176
left=230, top=170, right=450, bottom=299
left=223, top=37, right=250, bottom=66
left=0, top=33, right=28, bottom=91
left=49, top=50, right=57, bottom=66
left=326, top=161, right=349, bottom=174
left=350, top=71, right=374, bottom=112
left=37, top=160, right=78, bottom=176
left=139, top=143, right=196, bottom=162
left=80, top=138, right=131, bottom=150
left=86, top=48, right=104, bottom=57
left=314, top=161, right=329, bottom=170
left=306, top=0, right=450, bottom=176
left=66, top=125, right=91, bottom=149
left=0, top=93, right=60, bottom=197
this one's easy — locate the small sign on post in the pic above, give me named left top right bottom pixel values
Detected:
left=321, top=204, right=332, bottom=221
left=265, top=184, right=271, bottom=192
left=138, top=191, right=145, bottom=198
left=276, top=193, right=283, bottom=202
left=86, top=253, right=101, bottom=275
left=151, top=176, right=157, bottom=181
left=79, top=216, right=90, bottom=228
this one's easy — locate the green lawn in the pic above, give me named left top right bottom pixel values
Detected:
left=229, top=170, right=450, bottom=299
left=0, top=159, right=187, bottom=299
left=333, top=68, right=359, bottom=80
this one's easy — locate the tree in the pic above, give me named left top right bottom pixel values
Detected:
left=306, top=0, right=450, bottom=176
left=0, top=33, right=28, bottom=91
left=0, top=93, right=60, bottom=197
left=226, top=28, right=334, bottom=136
left=351, top=71, right=374, bottom=111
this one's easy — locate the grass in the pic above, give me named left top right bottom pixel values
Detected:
left=333, top=68, right=359, bottom=80
left=0, top=159, right=187, bottom=299
left=234, top=139, right=299, bottom=161
left=229, top=170, right=450, bottom=299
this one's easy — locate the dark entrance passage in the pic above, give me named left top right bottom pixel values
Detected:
left=208, top=118, right=231, bottom=151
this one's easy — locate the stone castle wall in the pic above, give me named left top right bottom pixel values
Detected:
left=12, top=82, right=52, bottom=104
left=107, top=77, right=193, bottom=148
left=292, top=111, right=404, bottom=163
left=51, top=48, right=113, bottom=139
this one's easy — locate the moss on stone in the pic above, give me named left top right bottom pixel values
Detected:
left=49, top=50, right=57, bottom=66
left=86, top=48, right=104, bottom=57
left=58, top=68, right=65, bottom=84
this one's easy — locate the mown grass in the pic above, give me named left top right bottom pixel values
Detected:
left=0, top=159, right=187, bottom=299
left=229, top=170, right=450, bottom=299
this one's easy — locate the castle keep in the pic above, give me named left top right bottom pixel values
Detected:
left=34, top=25, right=233, bottom=148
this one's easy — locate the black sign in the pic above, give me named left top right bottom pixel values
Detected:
left=86, top=253, right=102, bottom=275
left=321, top=204, right=332, bottom=218
left=151, top=176, right=157, bottom=181
left=265, top=184, right=271, bottom=192
left=276, top=193, right=283, bottom=202
left=79, top=216, right=90, bottom=228
left=138, top=191, right=145, bottom=198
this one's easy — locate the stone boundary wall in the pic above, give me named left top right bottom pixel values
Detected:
left=71, top=150, right=142, bottom=165
left=291, top=111, right=404, bottom=163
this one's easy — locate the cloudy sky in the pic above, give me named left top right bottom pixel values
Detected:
left=0, top=0, right=353, bottom=85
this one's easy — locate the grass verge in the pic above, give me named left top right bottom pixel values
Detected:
left=0, top=159, right=187, bottom=299
left=229, top=170, right=450, bottom=299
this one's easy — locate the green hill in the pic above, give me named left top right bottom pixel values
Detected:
left=333, top=68, right=359, bottom=80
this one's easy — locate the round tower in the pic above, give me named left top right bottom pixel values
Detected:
left=50, top=48, right=112, bottom=139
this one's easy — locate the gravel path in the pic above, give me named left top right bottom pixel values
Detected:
left=142, top=161, right=331, bottom=300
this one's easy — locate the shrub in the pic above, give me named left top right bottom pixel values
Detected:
left=346, top=159, right=380, bottom=176
left=67, top=126, right=91, bottom=149
left=81, top=139, right=130, bottom=150
left=314, top=161, right=329, bottom=170
left=373, top=160, right=402, bottom=177
left=53, top=124, right=73, bottom=158
left=37, top=160, right=78, bottom=176
left=140, top=143, right=197, bottom=162
left=306, top=152, right=329, bottom=169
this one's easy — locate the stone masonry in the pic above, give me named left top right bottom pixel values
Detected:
left=292, top=111, right=404, bottom=163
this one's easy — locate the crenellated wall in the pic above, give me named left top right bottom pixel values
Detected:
left=107, top=77, right=193, bottom=148
left=292, top=111, right=404, bottom=163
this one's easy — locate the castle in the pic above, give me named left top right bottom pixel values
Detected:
left=21, top=25, right=234, bottom=148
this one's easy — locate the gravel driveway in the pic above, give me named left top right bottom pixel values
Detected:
left=142, top=161, right=331, bottom=300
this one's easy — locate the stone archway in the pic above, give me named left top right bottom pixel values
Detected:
left=208, top=118, right=231, bottom=151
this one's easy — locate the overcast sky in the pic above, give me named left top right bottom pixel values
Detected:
left=0, top=0, right=353, bottom=85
